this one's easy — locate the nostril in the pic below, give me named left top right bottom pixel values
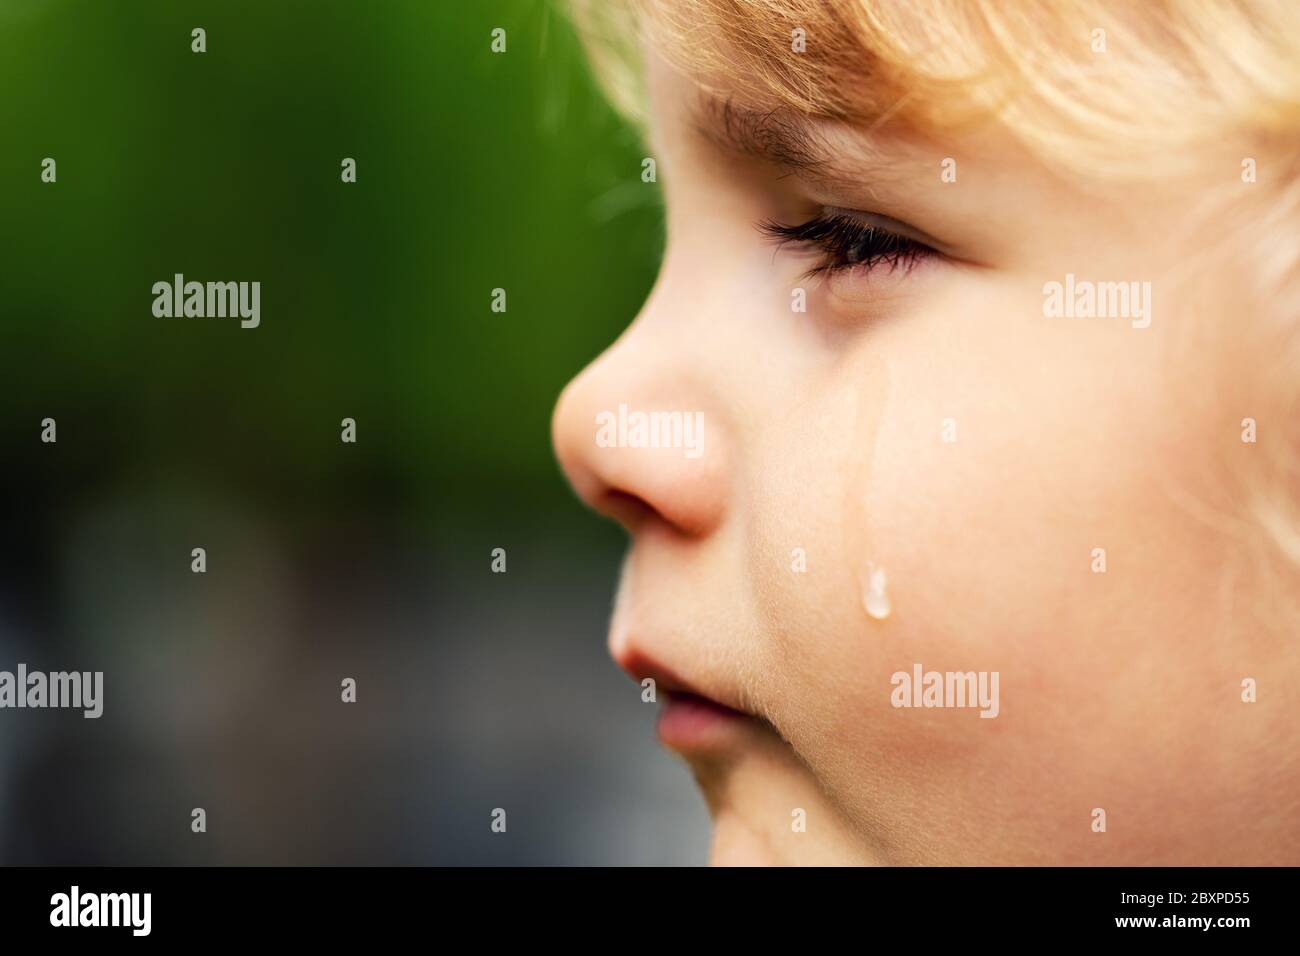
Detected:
left=599, top=489, right=660, bottom=532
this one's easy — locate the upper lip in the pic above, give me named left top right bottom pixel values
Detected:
left=614, top=646, right=748, bottom=715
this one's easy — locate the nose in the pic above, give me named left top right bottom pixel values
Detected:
left=551, top=303, right=731, bottom=538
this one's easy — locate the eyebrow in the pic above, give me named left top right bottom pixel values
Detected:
left=688, top=95, right=910, bottom=197
left=692, top=96, right=836, bottom=179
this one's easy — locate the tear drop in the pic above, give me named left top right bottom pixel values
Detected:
left=863, top=565, right=891, bottom=621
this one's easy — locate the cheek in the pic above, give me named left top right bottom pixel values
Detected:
left=741, top=352, right=897, bottom=756
left=741, top=349, right=1007, bottom=852
left=842, top=292, right=1250, bottom=856
left=738, top=281, right=1258, bottom=860
left=864, top=296, right=1209, bottom=689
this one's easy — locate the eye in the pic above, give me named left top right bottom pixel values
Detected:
left=759, top=208, right=935, bottom=278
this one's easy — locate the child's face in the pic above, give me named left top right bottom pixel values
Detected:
left=553, top=47, right=1299, bottom=864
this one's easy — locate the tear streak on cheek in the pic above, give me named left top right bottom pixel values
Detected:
left=842, top=354, right=893, bottom=627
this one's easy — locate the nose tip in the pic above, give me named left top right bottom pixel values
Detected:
left=551, top=344, right=728, bottom=538
left=551, top=374, right=607, bottom=515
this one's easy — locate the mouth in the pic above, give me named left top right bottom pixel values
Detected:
left=656, top=690, right=754, bottom=751
left=617, top=649, right=762, bottom=754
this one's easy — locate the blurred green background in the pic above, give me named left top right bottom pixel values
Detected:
left=0, top=0, right=707, bottom=864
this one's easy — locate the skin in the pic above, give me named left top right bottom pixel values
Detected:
left=551, top=43, right=1300, bottom=865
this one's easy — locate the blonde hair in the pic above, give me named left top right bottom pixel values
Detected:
left=565, top=0, right=1300, bottom=600
left=569, top=1, right=1299, bottom=162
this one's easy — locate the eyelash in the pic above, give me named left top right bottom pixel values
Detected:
left=759, top=212, right=933, bottom=278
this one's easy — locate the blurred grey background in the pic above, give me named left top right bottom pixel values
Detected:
left=0, top=0, right=709, bottom=863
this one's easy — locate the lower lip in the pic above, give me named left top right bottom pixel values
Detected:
left=656, top=692, right=751, bottom=751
